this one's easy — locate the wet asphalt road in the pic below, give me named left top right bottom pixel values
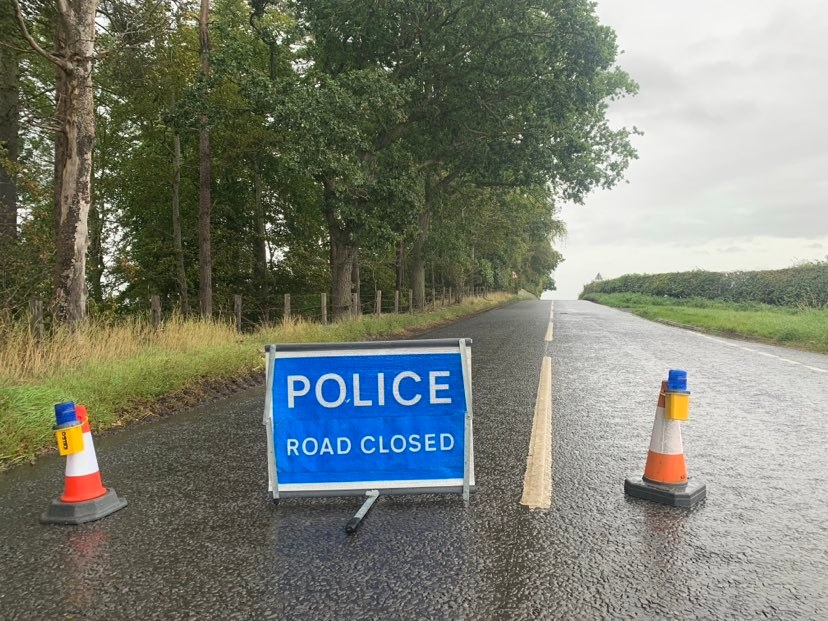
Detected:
left=1, top=300, right=827, bottom=620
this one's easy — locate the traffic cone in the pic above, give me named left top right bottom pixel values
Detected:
left=624, top=371, right=706, bottom=507
left=42, top=403, right=128, bottom=525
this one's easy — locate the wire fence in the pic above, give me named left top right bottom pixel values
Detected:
left=21, top=286, right=495, bottom=338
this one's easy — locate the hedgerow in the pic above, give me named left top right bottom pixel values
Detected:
left=579, top=262, right=828, bottom=307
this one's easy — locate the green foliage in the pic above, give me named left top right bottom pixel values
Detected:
left=3, top=0, right=636, bottom=319
left=426, top=184, right=564, bottom=296
left=580, top=263, right=828, bottom=308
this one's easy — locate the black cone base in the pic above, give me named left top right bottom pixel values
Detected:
left=624, top=476, right=706, bottom=508
left=41, top=488, right=128, bottom=525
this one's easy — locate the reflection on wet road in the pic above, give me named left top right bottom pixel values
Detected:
left=1, top=300, right=826, bottom=619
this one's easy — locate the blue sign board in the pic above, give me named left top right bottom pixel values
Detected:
left=263, top=339, right=475, bottom=498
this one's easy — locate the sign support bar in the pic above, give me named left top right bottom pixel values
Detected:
left=263, top=347, right=279, bottom=500
left=460, top=338, right=473, bottom=503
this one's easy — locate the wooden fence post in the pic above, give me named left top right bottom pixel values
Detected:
left=234, top=294, right=242, bottom=333
left=408, top=289, right=414, bottom=313
left=375, top=290, right=382, bottom=316
left=284, top=293, right=291, bottom=322
left=321, top=293, right=327, bottom=325
left=29, top=298, right=43, bottom=342
left=394, top=290, right=400, bottom=313
left=442, top=286, right=446, bottom=307
left=151, top=295, right=161, bottom=330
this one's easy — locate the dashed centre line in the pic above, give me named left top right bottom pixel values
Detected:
left=545, top=302, right=554, bottom=341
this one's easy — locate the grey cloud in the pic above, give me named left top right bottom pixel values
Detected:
left=553, top=0, right=828, bottom=297
left=566, top=3, right=828, bottom=246
left=638, top=100, right=759, bottom=128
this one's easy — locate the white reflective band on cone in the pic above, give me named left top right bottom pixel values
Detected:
left=65, top=432, right=100, bottom=477
left=648, top=407, right=684, bottom=455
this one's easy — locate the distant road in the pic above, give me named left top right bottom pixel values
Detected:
left=1, top=300, right=826, bottom=619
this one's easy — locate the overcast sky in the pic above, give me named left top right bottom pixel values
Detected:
left=547, top=1, right=828, bottom=299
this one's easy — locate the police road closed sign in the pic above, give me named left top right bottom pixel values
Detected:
left=263, top=339, right=475, bottom=498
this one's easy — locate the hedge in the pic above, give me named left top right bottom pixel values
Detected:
left=579, top=262, right=828, bottom=308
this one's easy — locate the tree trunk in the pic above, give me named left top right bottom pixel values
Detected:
left=253, top=163, right=269, bottom=318
left=0, top=12, right=19, bottom=246
left=431, top=261, right=435, bottom=307
left=329, top=227, right=356, bottom=319
left=87, top=194, right=104, bottom=304
left=469, top=245, right=475, bottom=292
left=351, top=246, right=360, bottom=313
left=51, top=0, right=98, bottom=326
left=53, top=43, right=67, bottom=242
left=395, top=239, right=405, bottom=291
left=171, top=132, right=190, bottom=315
left=411, top=184, right=432, bottom=311
left=197, top=0, right=213, bottom=318
left=324, top=180, right=355, bottom=320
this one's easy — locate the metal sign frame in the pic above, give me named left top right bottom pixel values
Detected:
left=263, top=338, right=475, bottom=501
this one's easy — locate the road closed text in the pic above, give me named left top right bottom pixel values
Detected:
left=286, top=433, right=456, bottom=457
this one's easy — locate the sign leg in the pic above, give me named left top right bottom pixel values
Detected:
left=345, top=490, right=380, bottom=534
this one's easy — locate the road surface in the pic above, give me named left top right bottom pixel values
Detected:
left=1, top=300, right=826, bottom=620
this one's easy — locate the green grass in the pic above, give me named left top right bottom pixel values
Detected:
left=582, top=292, right=828, bottom=353
left=0, top=294, right=521, bottom=468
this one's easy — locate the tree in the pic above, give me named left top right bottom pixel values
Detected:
left=2, top=0, right=635, bottom=323
left=291, top=0, right=637, bottom=311
left=396, top=0, right=637, bottom=307
left=14, top=0, right=99, bottom=325
left=198, top=0, right=213, bottom=317
left=276, top=65, right=410, bottom=319
left=0, top=1, right=19, bottom=247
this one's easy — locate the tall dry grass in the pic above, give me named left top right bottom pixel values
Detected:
left=0, top=314, right=239, bottom=385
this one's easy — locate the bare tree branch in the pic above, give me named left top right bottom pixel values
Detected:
left=11, top=0, right=70, bottom=71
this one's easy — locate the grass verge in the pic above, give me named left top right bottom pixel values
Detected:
left=582, top=292, right=828, bottom=354
left=1, top=293, right=521, bottom=469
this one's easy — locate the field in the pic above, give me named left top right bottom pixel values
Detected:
left=582, top=292, right=828, bottom=353
left=0, top=294, right=517, bottom=469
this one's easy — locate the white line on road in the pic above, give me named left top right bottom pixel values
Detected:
left=690, top=331, right=828, bottom=373
left=521, top=355, right=553, bottom=510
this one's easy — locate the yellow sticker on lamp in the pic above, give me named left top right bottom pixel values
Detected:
left=55, top=424, right=84, bottom=456
left=664, top=392, right=690, bottom=421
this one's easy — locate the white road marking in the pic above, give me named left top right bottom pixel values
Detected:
left=545, top=303, right=554, bottom=341
left=691, top=331, right=828, bottom=373
left=521, top=355, right=553, bottom=510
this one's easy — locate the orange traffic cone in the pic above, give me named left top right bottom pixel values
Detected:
left=42, top=403, right=127, bottom=525
left=625, top=371, right=706, bottom=507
